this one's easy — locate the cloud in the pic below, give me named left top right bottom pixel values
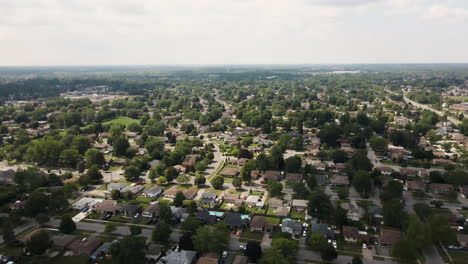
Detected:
left=426, top=4, right=468, bottom=19
left=307, top=0, right=382, bottom=7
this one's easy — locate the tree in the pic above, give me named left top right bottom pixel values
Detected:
left=59, top=215, right=76, bottom=234
left=164, top=167, right=179, bottom=182
left=320, top=244, right=338, bottom=262
left=86, top=165, right=103, bottom=183
left=24, top=191, right=48, bottom=217
left=152, top=222, right=172, bottom=243
left=267, top=182, right=283, bottom=197
left=380, top=181, right=403, bottom=202
left=194, top=174, right=206, bottom=186
left=105, top=223, right=117, bottom=233
left=193, top=224, right=230, bottom=254
left=349, top=150, right=373, bottom=171
left=26, top=231, right=51, bottom=255
left=173, top=191, right=185, bottom=207
left=211, top=176, right=224, bottom=189
left=124, top=165, right=141, bottom=181
left=352, top=256, right=363, bottom=264
left=110, top=236, right=146, bottom=264
left=158, top=203, right=173, bottom=223
left=156, top=176, right=168, bottom=185
left=232, top=177, right=242, bottom=189
left=308, top=233, right=327, bottom=251
left=259, top=248, right=290, bottom=264
left=187, top=200, right=198, bottom=215
left=176, top=174, right=190, bottom=185
left=271, top=238, right=298, bottom=262
left=428, top=215, right=456, bottom=244
left=59, top=148, right=82, bottom=168
left=370, top=136, right=388, bottom=152
left=240, top=159, right=256, bottom=182
left=405, top=215, right=431, bottom=249
left=181, top=216, right=201, bottom=232
left=245, top=241, right=262, bottom=262
left=84, top=148, right=105, bottom=168
left=332, top=150, right=348, bottom=163
left=130, top=225, right=142, bottom=236
left=113, top=136, right=130, bottom=157
left=352, top=170, right=372, bottom=197
left=308, top=191, right=333, bottom=220
left=391, top=239, right=418, bottom=264
left=35, top=213, right=50, bottom=225
left=413, top=203, right=432, bottom=220
left=383, top=200, right=406, bottom=228
left=285, top=156, right=302, bottom=173
left=2, top=221, right=15, bottom=243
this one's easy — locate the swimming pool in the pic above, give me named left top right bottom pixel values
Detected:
left=283, top=218, right=292, bottom=222
left=209, top=211, right=224, bottom=217
left=240, top=214, right=250, bottom=220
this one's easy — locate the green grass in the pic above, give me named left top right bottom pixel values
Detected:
left=373, top=256, right=385, bottom=261
left=52, top=256, right=89, bottom=264
left=240, top=230, right=264, bottom=241
left=245, top=206, right=267, bottom=214
left=339, top=242, right=363, bottom=253
left=457, top=210, right=468, bottom=217
left=228, top=189, right=243, bottom=195
left=0, top=246, right=24, bottom=256
left=135, top=196, right=154, bottom=203
left=448, top=250, right=468, bottom=264
left=265, top=217, right=281, bottom=225
left=102, top=116, right=140, bottom=127
left=266, top=208, right=277, bottom=216
left=290, top=210, right=305, bottom=220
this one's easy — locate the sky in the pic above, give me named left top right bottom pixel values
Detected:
left=1, top=0, right=468, bottom=65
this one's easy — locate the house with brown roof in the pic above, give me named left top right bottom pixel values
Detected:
left=376, top=166, right=394, bottom=175
left=163, top=188, right=180, bottom=199
left=286, top=173, right=303, bottom=183
left=378, top=227, right=401, bottom=246
left=221, top=167, right=240, bottom=177
left=342, top=226, right=369, bottom=243
left=330, top=176, right=350, bottom=186
left=68, top=237, right=103, bottom=257
left=406, top=181, right=426, bottom=191
left=95, top=200, right=119, bottom=214
left=250, top=170, right=260, bottom=180
left=233, top=255, right=249, bottom=264
left=274, top=206, right=290, bottom=217
left=268, top=198, right=283, bottom=209
left=224, top=193, right=242, bottom=204
left=264, top=170, right=281, bottom=181
left=183, top=189, right=197, bottom=200
left=400, top=168, right=418, bottom=178
left=251, top=216, right=266, bottom=232
left=197, top=253, right=220, bottom=264
left=430, top=183, right=454, bottom=194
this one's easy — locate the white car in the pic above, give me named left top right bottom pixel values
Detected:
left=362, top=243, right=367, bottom=249
left=239, top=245, right=246, bottom=250
left=332, top=241, right=337, bottom=249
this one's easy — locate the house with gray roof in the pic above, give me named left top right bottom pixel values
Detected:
left=281, top=220, right=303, bottom=236
left=158, top=250, right=197, bottom=264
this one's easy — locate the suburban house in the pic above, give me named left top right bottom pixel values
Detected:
left=342, top=226, right=369, bottom=243
left=183, top=189, right=197, bottom=200
left=120, top=204, right=141, bottom=217
left=314, top=174, right=328, bottom=186
left=142, top=186, right=164, bottom=198
left=250, top=170, right=260, bottom=180
left=145, top=243, right=163, bottom=262
left=376, top=166, right=394, bottom=176
left=406, top=181, right=426, bottom=191
left=220, top=167, right=240, bottom=177
left=292, top=199, right=308, bottom=212
left=311, top=224, right=335, bottom=239
left=159, top=250, right=197, bottom=264
left=224, top=193, right=242, bottom=205
left=330, top=176, right=350, bottom=187
left=400, top=168, right=418, bottom=178
left=281, top=220, right=303, bottom=236
left=197, top=253, right=220, bottom=264
left=263, top=170, right=281, bottom=181
left=274, top=206, right=290, bottom=217
left=197, top=210, right=218, bottom=225
left=224, top=213, right=249, bottom=229
left=286, top=173, right=303, bottom=183
left=68, top=237, right=103, bottom=257
left=72, top=197, right=103, bottom=210
left=90, top=242, right=114, bottom=261
left=268, top=198, right=283, bottom=209
left=122, top=185, right=144, bottom=195
left=143, top=203, right=159, bottom=218
left=378, top=227, right=401, bottom=246
left=95, top=200, right=119, bottom=215
left=250, top=216, right=266, bottom=232
left=200, top=191, right=217, bottom=207
left=50, top=234, right=77, bottom=251
left=245, top=195, right=261, bottom=208
left=430, top=183, right=455, bottom=194
left=163, top=188, right=180, bottom=199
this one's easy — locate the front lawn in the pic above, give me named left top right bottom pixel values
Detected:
left=102, top=116, right=140, bottom=127
left=53, top=256, right=89, bottom=264
left=290, top=210, right=305, bottom=220
left=240, top=230, right=264, bottom=241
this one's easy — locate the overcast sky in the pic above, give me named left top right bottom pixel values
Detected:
left=1, top=0, right=468, bottom=65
